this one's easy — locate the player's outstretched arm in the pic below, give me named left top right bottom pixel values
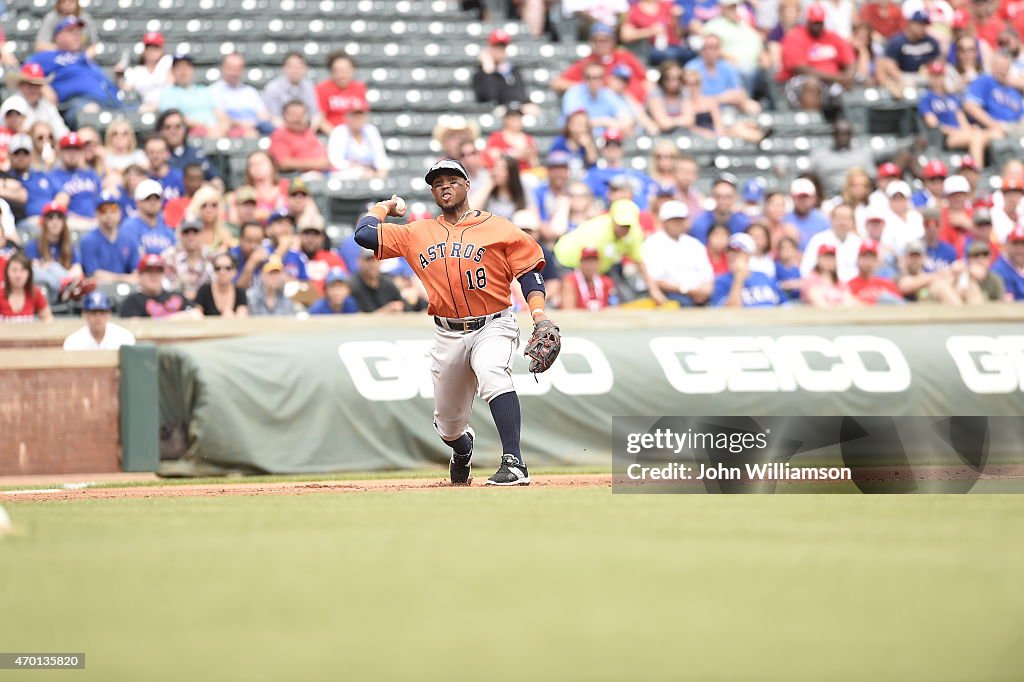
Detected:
left=355, top=195, right=408, bottom=251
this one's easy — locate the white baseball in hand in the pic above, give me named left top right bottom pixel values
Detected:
left=394, top=196, right=407, bottom=213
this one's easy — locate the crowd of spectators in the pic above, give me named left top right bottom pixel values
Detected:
left=1, top=0, right=1024, bottom=340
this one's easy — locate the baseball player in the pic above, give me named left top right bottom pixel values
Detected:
left=354, top=158, right=561, bottom=486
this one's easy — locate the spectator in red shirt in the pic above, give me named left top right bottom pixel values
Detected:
left=940, top=174, right=975, bottom=256
left=0, top=252, right=53, bottom=322
left=860, top=0, right=905, bottom=39
left=268, top=100, right=329, bottom=177
left=553, top=24, right=650, bottom=102
left=848, top=240, right=904, bottom=304
left=298, top=219, right=347, bottom=295
left=484, top=102, right=539, bottom=172
left=561, top=246, right=616, bottom=310
left=620, top=0, right=691, bottom=66
left=779, top=4, right=856, bottom=111
left=999, top=0, right=1024, bottom=36
left=315, top=51, right=367, bottom=133
left=970, top=0, right=1006, bottom=48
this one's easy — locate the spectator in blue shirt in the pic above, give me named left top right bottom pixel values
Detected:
left=142, top=136, right=186, bottom=201
left=121, top=179, right=176, bottom=255
left=78, top=192, right=139, bottom=281
left=25, top=17, right=126, bottom=128
left=7, top=133, right=54, bottom=235
left=684, top=33, right=760, bottom=115
left=919, top=60, right=994, bottom=165
left=265, top=209, right=309, bottom=281
left=158, top=53, right=228, bottom=138
left=209, top=53, right=274, bottom=137
left=990, top=227, right=1024, bottom=300
left=48, top=132, right=101, bottom=231
left=713, top=233, right=784, bottom=307
left=877, top=11, right=939, bottom=96
left=583, top=130, right=658, bottom=210
left=963, top=50, right=1024, bottom=139
left=690, top=174, right=751, bottom=243
left=784, top=177, right=831, bottom=247
left=921, top=207, right=957, bottom=272
left=534, top=151, right=571, bottom=227
left=560, top=62, right=633, bottom=138
left=156, top=109, right=222, bottom=185
left=308, top=268, right=359, bottom=314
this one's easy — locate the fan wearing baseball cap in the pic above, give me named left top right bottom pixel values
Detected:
left=472, top=29, right=530, bottom=108
left=990, top=226, right=1024, bottom=300
left=876, top=10, right=940, bottom=96
left=776, top=4, right=856, bottom=112
left=25, top=13, right=125, bottom=127
left=120, top=178, right=176, bottom=255
left=785, top=178, right=831, bottom=245
left=801, top=242, right=860, bottom=307
left=561, top=246, right=617, bottom=310
left=554, top=199, right=667, bottom=304
left=79, top=191, right=140, bottom=281
left=919, top=60, right=994, bottom=164
left=847, top=240, right=904, bottom=305
left=711, top=232, right=784, bottom=308
left=3, top=64, right=69, bottom=140
left=118, top=32, right=172, bottom=111
left=641, top=200, right=713, bottom=306
left=119, top=253, right=199, bottom=319
left=307, top=267, right=359, bottom=315
left=993, top=176, right=1024, bottom=242
left=48, top=132, right=102, bottom=230
left=63, top=292, right=137, bottom=351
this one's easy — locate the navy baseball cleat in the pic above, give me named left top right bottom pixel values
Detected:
left=449, top=427, right=474, bottom=485
left=486, top=454, right=530, bottom=486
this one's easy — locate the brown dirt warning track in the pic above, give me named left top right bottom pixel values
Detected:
left=0, top=473, right=612, bottom=503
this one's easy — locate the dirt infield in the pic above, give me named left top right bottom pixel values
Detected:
left=0, top=473, right=612, bottom=503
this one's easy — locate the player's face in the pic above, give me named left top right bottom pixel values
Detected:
left=430, top=174, right=469, bottom=210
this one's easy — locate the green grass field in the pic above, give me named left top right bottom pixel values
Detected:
left=2, top=489, right=1023, bottom=681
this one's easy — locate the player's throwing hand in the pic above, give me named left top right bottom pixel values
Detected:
left=377, top=194, right=408, bottom=219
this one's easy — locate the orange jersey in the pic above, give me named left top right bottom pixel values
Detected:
left=370, top=207, right=544, bottom=318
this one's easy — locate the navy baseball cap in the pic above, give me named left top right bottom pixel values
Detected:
left=266, top=208, right=295, bottom=225
left=611, top=64, right=632, bottom=80
left=909, top=10, right=931, bottom=24
left=424, top=158, right=470, bottom=185
left=590, top=23, right=614, bottom=38
left=83, top=291, right=112, bottom=311
left=97, top=191, right=120, bottom=207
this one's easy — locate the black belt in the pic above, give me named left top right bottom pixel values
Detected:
left=434, top=310, right=508, bottom=332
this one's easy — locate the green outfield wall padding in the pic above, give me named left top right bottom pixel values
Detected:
left=155, top=323, right=1024, bottom=475
left=120, top=343, right=160, bottom=472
